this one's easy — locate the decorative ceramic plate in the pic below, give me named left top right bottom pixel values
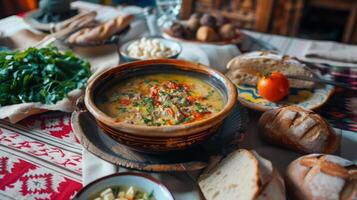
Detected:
left=236, top=81, right=334, bottom=111
left=23, top=9, right=82, bottom=32
left=71, top=103, right=248, bottom=172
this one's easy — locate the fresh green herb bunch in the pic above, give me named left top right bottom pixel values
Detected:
left=0, top=46, right=91, bottom=106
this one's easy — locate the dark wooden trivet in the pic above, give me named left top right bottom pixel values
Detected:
left=71, top=103, right=248, bottom=172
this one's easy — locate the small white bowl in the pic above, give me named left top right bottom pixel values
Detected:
left=120, top=37, right=182, bottom=62
left=75, top=172, right=174, bottom=200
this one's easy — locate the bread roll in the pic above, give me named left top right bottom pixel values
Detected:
left=68, top=14, right=133, bottom=44
left=225, top=51, right=314, bottom=88
left=286, top=154, right=357, bottom=200
left=198, top=149, right=286, bottom=200
left=258, top=105, right=339, bottom=154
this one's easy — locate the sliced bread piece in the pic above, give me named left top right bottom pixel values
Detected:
left=225, top=51, right=315, bottom=89
left=198, top=149, right=286, bottom=200
left=253, top=151, right=286, bottom=200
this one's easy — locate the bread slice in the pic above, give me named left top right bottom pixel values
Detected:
left=225, top=51, right=315, bottom=89
left=198, top=149, right=286, bottom=200
left=253, top=151, right=286, bottom=200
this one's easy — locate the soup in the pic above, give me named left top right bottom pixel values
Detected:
left=91, top=185, right=155, bottom=200
left=97, top=73, right=224, bottom=126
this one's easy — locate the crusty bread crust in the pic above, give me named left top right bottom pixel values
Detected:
left=258, top=105, right=339, bottom=154
left=257, top=169, right=286, bottom=200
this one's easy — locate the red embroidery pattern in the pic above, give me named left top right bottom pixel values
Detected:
left=19, top=112, right=79, bottom=144
left=0, top=130, right=81, bottom=173
left=0, top=154, right=82, bottom=200
left=1, top=112, right=83, bottom=199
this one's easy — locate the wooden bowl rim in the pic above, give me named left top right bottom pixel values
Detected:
left=85, top=59, right=237, bottom=137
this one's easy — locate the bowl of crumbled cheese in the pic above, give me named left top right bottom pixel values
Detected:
left=120, top=37, right=182, bottom=62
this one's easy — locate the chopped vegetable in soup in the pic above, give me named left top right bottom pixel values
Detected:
left=97, top=74, right=224, bottom=126
left=92, top=185, right=154, bottom=200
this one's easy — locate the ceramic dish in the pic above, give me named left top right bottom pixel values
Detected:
left=84, top=59, right=237, bottom=153
left=119, top=38, right=182, bottom=62
left=71, top=102, right=248, bottom=172
left=74, top=172, right=174, bottom=200
left=236, top=75, right=334, bottom=111
left=162, top=29, right=244, bottom=45
left=24, top=9, right=81, bottom=32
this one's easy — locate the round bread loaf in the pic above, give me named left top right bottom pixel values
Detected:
left=258, top=105, right=339, bottom=154
left=286, top=154, right=357, bottom=200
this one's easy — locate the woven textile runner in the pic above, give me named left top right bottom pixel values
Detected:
left=0, top=112, right=82, bottom=200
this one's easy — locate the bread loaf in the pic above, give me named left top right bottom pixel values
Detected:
left=258, top=105, right=339, bottom=154
left=286, top=154, right=357, bottom=200
left=198, top=149, right=286, bottom=200
left=225, top=51, right=314, bottom=88
left=67, top=14, right=133, bottom=44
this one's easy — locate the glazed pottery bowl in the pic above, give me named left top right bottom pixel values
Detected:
left=84, top=59, right=237, bottom=152
left=75, top=172, right=174, bottom=200
left=119, top=37, right=182, bottom=62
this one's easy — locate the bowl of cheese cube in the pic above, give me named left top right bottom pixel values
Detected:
left=75, top=172, right=174, bottom=200
left=120, top=37, right=181, bottom=62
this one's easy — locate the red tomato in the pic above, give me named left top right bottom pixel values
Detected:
left=257, top=72, right=289, bottom=102
left=166, top=81, right=179, bottom=89
left=151, top=86, right=159, bottom=97
left=193, top=112, right=203, bottom=120
left=187, top=96, right=196, bottom=103
left=166, top=107, right=175, bottom=117
left=120, top=99, right=131, bottom=105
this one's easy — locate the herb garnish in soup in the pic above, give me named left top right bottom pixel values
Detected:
left=97, top=73, right=224, bottom=126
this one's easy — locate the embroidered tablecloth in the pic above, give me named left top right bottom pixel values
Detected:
left=0, top=112, right=81, bottom=200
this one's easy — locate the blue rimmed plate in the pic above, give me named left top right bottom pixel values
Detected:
left=236, top=82, right=334, bottom=111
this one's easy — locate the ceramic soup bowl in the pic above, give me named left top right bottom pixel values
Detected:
left=84, top=59, right=237, bottom=152
left=75, top=172, right=174, bottom=200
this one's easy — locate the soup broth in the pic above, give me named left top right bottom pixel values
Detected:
left=91, top=185, right=155, bottom=200
left=97, top=73, right=224, bottom=126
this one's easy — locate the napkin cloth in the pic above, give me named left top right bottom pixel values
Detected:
left=302, top=41, right=357, bottom=68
